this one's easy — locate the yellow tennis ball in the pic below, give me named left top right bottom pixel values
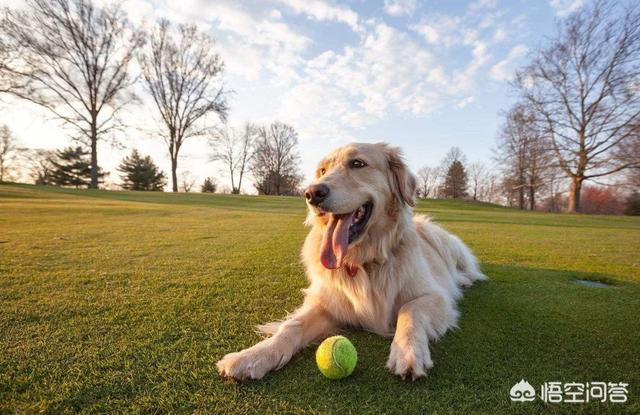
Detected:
left=315, top=335, right=357, bottom=379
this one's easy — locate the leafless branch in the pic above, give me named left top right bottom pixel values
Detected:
left=0, top=0, right=144, bottom=188
left=139, top=19, right=227, bottom=192
left=513, top=0, right=640, bottom=211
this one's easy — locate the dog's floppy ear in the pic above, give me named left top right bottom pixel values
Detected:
left=383, top=144, right=416, bottom=207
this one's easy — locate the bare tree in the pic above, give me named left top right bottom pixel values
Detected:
left=496, top=104, right=551, bottom=210
left=0, top=125, right=18, bottom=182
left=180, top=170, right=196, bottom=193
left=514, top=1, right=640, bottom=212
left=252, top=122, right=303, bottom=196
left=483, top=172, right=503, bottom=205
left=615, top=124, right=640, bottom=189
left=0, top=0, right=144, bottom=188
left=140, top=19, right=227, bottom=192
left=544, top=167, right=567, bottom=212
left=468, top=162, right=487, bottom=201
left=26, top=148, right=56, bottom=185
left=439, top=147, right=466, bottom=172
left=415, top=166, right=439, bottom=199
left=0, top=12, right=31, bottom=98
left=497, top=105, right=531, bottom=209
left=0, top=23, right=15, bottom=95
left=525, top=133, right=553, bottom=210
left=210, top=122, right=257, bottom=194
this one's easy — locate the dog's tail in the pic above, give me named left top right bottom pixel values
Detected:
left=415, top=215, right=487, bottom=288
left=448, top=233, right=487, bottom=287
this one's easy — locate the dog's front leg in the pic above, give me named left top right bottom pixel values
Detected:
left=386, top=293, right=457, bottom=380
left=217, top=302, right=336, bottom=380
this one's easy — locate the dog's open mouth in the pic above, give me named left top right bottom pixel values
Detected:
left=320, top=202, right=373, bottom=270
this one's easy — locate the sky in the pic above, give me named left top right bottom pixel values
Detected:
left=0, top=0, right=586, bottom=192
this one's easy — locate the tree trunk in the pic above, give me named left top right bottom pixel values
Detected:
left=171, top=156, right=178, bottom=192
left=236, top=169, right=244, bottom=194
left=529, top=186, right=535, bottom=211
left=229, top=165, right=237, bottom=194
left=567, top=176, right=583, bottom=213
left=90, top=119, right=98, bottom=189
left=517, top=171, right=525, bottom=209
left=518, top=187, right=525, bottom=210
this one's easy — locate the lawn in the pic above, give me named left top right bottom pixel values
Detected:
left=1, top=183, right=639, bottom=414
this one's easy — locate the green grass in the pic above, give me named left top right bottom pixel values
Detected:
left=1, top=183, right=639, bottom=414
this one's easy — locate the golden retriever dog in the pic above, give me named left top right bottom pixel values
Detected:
left=217, top=142, right=486, bottom=380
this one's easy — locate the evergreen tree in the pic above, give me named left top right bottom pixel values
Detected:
left=118, top=150, right=166, bottom=191
left=443, top=160, right=468, bottom=199
left=201, top=177, right=217, bottom=193
left=50, top=146, right=106, bottom=188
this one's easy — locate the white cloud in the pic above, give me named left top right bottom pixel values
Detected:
left=277, top=18, right=496, bottom=144
left=492, top=27, right=507, bottom=43
left=273, top=0, right=360, bottom=31
left=456, top=96, right=475, bottom=109
left=118, top=1, right=313, bottom=83
left=269, top=9, right=283, bottom=19
left=384, top=0, right=418, bottom=17
left=0, top=0, right=526, bottom=190
left=117, top=0, right=154, bottom=24
left=451, top=40, right=491, bottom=93
left=276, top=21, right=447, bottom=143
left=489, top=44, right=527, bottom=81
left=411, top=6, right=506, bottom=48
left=410, top=5, right=500, bottom=94
left=411, top=14, right=463, bottom=46
left=549, top=0, right=584, bottom=17
left=415, top=24, right=439, bottom=44
left=190, top=2, right=310, bottom=82
left=468, top=0, right=497, bottom=12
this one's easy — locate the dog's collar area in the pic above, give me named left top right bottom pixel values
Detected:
left=346, top=264, right=359, bottom=277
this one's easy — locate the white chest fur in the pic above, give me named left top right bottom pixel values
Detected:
left=311, top=266, right=398, bottom=337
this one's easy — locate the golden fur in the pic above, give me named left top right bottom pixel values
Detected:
left=217, top=143, right=486, bottom=380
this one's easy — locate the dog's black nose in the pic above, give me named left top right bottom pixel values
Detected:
left=304, top=184, right=330, bottom=206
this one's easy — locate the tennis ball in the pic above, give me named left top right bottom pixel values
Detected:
left=315, top=335, right=357, bottom=379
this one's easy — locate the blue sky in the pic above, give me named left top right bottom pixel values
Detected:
left=0, top=0, right=586, bottom=191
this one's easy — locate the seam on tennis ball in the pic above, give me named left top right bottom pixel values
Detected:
left=331, top=337, right=345, bottom=374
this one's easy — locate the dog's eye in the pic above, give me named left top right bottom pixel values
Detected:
left=319, top=168, right=326, bottom=176
left=350, top=159, right=366, bottom=168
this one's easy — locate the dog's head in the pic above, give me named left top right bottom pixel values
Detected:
left=304, top=142, right=416, bottom=270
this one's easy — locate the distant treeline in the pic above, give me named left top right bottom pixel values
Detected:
left=0, top=0, right=638, bottom=214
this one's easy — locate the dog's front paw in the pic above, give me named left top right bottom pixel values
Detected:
left=217, top=351, right=249, bottom=380
left=216, top=349, right=267, bottom=380
left=217, top=342, right=284, bottom=380
left=386, top=339, right=433, bottom=380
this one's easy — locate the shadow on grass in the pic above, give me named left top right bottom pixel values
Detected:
left=216, top=264, right=640, bottom=414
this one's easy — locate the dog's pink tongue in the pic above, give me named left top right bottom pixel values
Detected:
left=320, top=212, right=354, bottom=269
